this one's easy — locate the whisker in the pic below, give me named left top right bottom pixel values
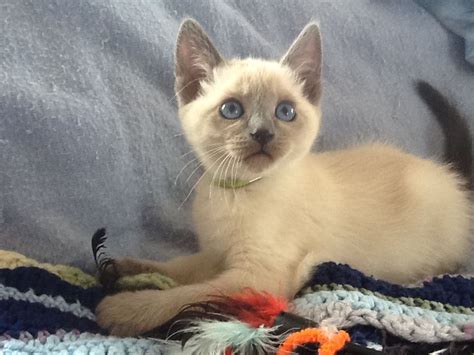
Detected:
left=217, top=155, right=232, bottom=187
left=174, top=146, right=224, bottom=186
left=183, top=161, right=206, bottom=185
left=174, top=156, right=200, bottom=185
left=182, top=148, right=225, bottom=185
left=210, top=153, right=228, bottom=185
left=219, top=155, right=233, bottom=206
left=180, top=143, right=221, bottom=159
left=230, top=156, right=238, bottom=195
left=236, top=157, right=244, bottom=200
left=179, top=152, right=228, bottom=210
left=234, top=156, right=242, bottom=185
left=180, top=150, right=196, bottom=158
left=231, top=156, right=237, bottom=186
left=223, top=155, right=234, bottom=188
left=162, top=133, right=186, bottom=143
left=209, top=153, right=231, bottom=200
left=223, top=155, right=237, bottom=205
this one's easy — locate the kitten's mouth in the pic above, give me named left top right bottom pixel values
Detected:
left=244, top=149, right=273, bottom=162
left=239, top=146, right=275, bottom=173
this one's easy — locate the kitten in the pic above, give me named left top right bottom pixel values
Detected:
left=96, top=19, right=472, bottom=336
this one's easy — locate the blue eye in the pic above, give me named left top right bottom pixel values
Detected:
left=275, top=102, right=296, bottom=121
left=219, top=100, right=244, bottom=119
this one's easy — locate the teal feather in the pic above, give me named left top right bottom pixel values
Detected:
left=180, top=320, right=283, bottom=355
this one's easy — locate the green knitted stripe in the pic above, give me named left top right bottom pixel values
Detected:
left=300, top=283, right=474, bottom=314
left=0, top=250, right=98, bottom=288
left=115, top=272, right=178, bottom=291
left=43, top=264, right=98, bottom=288
left=32, top=266, right=177, bottom=291
left=1, top=249, right=181, bottom=291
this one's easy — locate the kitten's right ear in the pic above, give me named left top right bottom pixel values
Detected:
left=175, top=19, right=223, bottom=106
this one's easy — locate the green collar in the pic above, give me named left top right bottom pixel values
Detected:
left=213, top=176, right=262, bottom=189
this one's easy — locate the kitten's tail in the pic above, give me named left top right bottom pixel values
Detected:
left=416, top=80, right=473, bottom=189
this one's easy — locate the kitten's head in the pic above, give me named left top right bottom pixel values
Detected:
left=175, top=19, right=322, bottom=180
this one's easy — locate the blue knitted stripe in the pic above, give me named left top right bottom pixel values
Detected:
left=0, top=285, right=95, bottom=321
left=304, top=262, right=474, bottom=307
left=296, top=290, right=474, bottom=325
left=0, top=331, right=177, bottom=354
left=0, top=299, right=100, bottom=338
left=0, top=267, right=103, bottom=310
left=0, top=328, right=380, bottom=353
left=348, top=325, right=383, bottom=347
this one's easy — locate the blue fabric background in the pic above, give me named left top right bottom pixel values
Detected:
left=416, top=0, right=474, bottom=66
left=1, top=1, right=473, bottom=271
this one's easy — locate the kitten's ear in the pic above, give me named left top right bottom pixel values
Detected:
left=175, top=19, right=223, bottom=106
left=281, top=23, right=322, bottom=103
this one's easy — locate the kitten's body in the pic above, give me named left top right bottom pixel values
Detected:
left=96, top=20, right=472, bottom=336
left=195, top=143, right=469, bottom=291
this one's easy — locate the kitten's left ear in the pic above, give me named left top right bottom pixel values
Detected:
left=175, top=19, right=223, bottom=106
left=281, top=22, right=322, bottom=103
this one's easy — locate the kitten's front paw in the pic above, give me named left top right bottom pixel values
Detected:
left=95, top=290, right=179, bottom=336
left=97, top=257, right=170, bottom=290
left=96, top=292, right=149, bottom=336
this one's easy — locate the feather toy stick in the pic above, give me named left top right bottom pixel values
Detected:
left=146, top=289, right=382, bottom=354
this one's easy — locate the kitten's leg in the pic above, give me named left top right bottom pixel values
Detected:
left=96, top=265, right=290, bottom=336
left=109, top=251, right=223, bottom=285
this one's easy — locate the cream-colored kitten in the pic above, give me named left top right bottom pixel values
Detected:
left=96, top=19, right=472, bottom=336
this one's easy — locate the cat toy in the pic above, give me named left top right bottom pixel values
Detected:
left=148, top=288, right=382, bottom=355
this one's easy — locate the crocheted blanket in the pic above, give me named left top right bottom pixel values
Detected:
left=1, top=250, right=474, bottom=354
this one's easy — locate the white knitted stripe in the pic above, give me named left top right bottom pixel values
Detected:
left=296, top=290, right=474, bottom=324
left=294, top=300, right=471, bottom=343
left=0, top=284, right=95, bottom=321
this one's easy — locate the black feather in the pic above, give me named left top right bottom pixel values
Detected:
left=91, top=228, right=119, bottom=292
left=91, top=228, right=107, bottom=267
